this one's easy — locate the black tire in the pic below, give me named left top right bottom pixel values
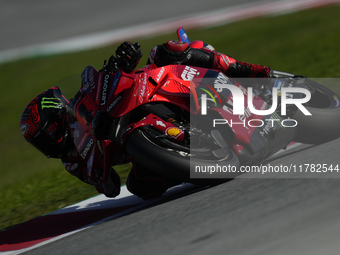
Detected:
left=124, top=128, right=241, bottom=185
left=292, top=79, right=340, bottom=144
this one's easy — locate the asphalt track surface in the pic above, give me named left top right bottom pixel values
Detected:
left=24, top=140, right=340, bottom=255
left=4, top=0, right=340, bottom=254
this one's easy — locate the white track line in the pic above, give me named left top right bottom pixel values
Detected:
left=1, top=183, right=197, bottom=255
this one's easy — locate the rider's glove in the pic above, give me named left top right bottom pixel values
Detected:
left=115, top=42, right=143, bottom=73
left=100, top=55, right=119, bottom=73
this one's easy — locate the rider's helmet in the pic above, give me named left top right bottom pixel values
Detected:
left=20, top=87, right=71, bottom=158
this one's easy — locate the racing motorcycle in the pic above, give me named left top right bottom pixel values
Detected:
left=53, top=27, right=340, bottom=186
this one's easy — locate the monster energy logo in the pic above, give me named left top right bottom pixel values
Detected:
left=41, top=97, right=61, bottom=109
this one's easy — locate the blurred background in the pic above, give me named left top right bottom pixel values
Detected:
left=1, top=2, right=340, bottom=254
left=0, top=0, right=264, bottom=60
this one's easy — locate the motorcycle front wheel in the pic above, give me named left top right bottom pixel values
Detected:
left=124, top=127, right=241, bottom=185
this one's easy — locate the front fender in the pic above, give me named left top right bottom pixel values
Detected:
left=120, top=113, right=185, bottom=145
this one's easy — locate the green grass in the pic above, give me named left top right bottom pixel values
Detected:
left=1, top=5, right=340, bottom=231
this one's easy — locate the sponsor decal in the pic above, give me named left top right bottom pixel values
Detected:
left=139, top=73, right=148, bottom=103
left=181, top=66, right=200, bottom=81
left=100, top=74, right=110, bottom=106
left=41, top=97, right=61, bottom=109
left=214, top=73, right=230, bottom=92
left=106, top=95, right=122, bottom=112
left=156, top=120, right=166, bottom=127
left=156, top=67, right=165, bottom=82
left=80, top=138, right=94, bottom=159
left=166, top=127, right=183, bottom=139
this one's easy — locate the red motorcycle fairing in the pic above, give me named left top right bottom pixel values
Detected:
left=120, top=113, right=185, bottom=144
left=106, top=64, right=197, bottom=117
left=98, top=63, right=265, bottom=140
left=116, top=64, right=293, bottom=165
left=68, top=63, right=293, bottom=179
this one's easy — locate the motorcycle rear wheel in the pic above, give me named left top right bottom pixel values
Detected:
left=292, top=79, right=340, bottom=144
left=124, top=128, right=241, bottom=185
